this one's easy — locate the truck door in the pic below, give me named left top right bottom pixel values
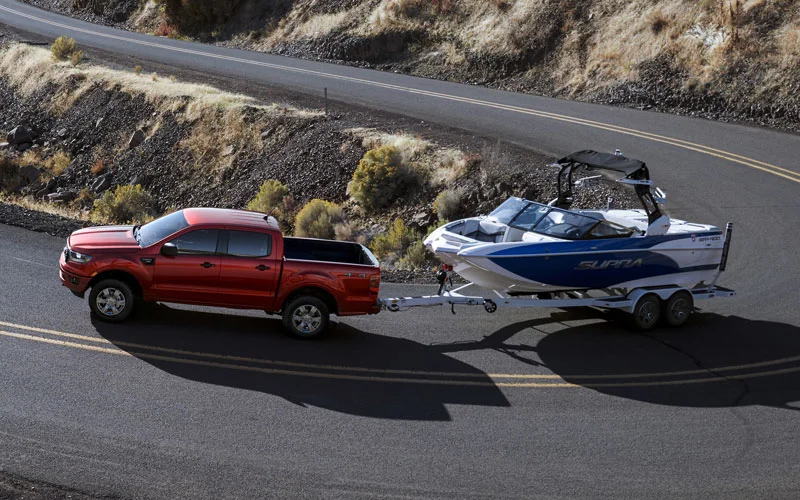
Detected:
left=152, top=229, right=222, bottom=304
left=217, top=230, right=279, bottom=309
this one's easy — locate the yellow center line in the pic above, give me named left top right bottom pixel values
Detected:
left=1, top=5, right=798, bottom=184
left=0, top=330, right=576, bottom=388
left=3, top=320, right=800, bottom=385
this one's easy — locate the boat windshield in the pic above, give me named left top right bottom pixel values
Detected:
left=489, top=197, right=529, bottom=224
left=488, top=197, right=633, bottom=240
left=531, top=209, right=601, bottom=239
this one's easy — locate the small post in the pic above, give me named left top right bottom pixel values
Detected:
left=324, top=87, right=328, bottom=116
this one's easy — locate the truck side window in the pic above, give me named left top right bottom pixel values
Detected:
left=171, top=230, right=219, bottom=255
left=227, top=231, right=272, bottom=258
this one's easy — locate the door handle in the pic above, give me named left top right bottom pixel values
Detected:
left=201, top=262, right=216, bottom=268
left=255, top=264, right=271, bottom=271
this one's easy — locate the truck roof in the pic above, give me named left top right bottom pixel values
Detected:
left=183, top=208, right=280, bottom=231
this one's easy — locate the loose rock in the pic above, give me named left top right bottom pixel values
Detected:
left=128, top=129, right=145, bottom=149
left=7, top=126, right=32, bottom=145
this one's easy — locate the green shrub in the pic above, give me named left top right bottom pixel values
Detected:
left=294, top=199, right=344, bottom=239
left=433, top=188, right=462, bottom=221
left=51, top=36, right=78, bottom=61
left=91, top=184, right=154, bottom=224
left=370, top=218, right=420, bottom=260
left=398, top=241, right=430, bottom=269
left=246, top=179, right=290, bottom=215
left=350, top=146, right=413, bottom=212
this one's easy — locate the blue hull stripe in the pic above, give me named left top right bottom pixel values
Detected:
left=488, top=250, right=719, bottom=289
left=486, top=231, right=722, bottom=257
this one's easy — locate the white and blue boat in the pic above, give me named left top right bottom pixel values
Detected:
left=425, top=150, right=729, bottom=294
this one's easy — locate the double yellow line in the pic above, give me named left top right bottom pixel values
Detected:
left=2, top=4, right=798, bottom=184
left=3, top=319, right=800, bottom=389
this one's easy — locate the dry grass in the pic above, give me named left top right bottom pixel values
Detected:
left=45, top=151, right=71, bottom=176
left=0, top=192, right=88, bottom=220
left=0, top=43, right=321, bottom=117
left=255, top=0, right=800, bottom=97
left=0, top=43, right=321, bottom=172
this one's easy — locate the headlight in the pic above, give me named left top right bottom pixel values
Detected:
left=65, top=246, right=92, bottom=263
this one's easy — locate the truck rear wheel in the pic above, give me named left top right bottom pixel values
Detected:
left=89, top=279, right=134, bottom=322
left=282, top=296, right=330, bottom=339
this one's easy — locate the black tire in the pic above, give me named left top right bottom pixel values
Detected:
left=663, top=291, right=694, bottom=327
left=630, top=294, right=661, bottom=332
left=89, top=279, right=135, bottom=322
left=282, top=296, right=330, bottom=339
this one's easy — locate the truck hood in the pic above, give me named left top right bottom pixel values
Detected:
left=68, top=225, right=140, bottom=252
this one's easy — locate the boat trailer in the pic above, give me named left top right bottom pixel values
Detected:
left=381, top=224, right=736, bottom=331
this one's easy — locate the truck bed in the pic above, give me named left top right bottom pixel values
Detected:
left=283, top=237, right=376, bottom=266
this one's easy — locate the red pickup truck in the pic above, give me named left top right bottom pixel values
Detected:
left=59, top=208, right=381, bottom=338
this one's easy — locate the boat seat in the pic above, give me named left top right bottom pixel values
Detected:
left=460, top=219, right=506, bottom=243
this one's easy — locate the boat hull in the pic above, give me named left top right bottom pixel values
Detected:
left=428, top=230, right=725, bottom=293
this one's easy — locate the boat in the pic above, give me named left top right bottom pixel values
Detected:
left=424, top=150, right=729, bottom=294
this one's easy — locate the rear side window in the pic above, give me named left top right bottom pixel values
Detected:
left=171, top=230, right=219, bottom=255
left=227, top=231, right=272, bottom=258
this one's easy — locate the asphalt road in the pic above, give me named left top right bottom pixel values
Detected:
left=1, top=1, right=800, bottom=498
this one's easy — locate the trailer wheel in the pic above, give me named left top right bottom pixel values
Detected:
left=631, top=294, right=661, bottom=331
left=282, top=296, right=330, bottom=339
left=663, top=291, right=694, bottom=327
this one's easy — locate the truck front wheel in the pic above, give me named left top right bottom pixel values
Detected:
left=89, top=279, right=135, bottom=322
left=282, top=296, right=330, bottom=339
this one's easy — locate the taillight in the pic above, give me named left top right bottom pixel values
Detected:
left=369, top=273, right=380, bottom=293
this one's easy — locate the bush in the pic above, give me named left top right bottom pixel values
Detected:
left=45, top=151, right=71, bottom=177
left=91, top=159, right=106, bottom=176
left=157, top=0, right=244, bottom=33
left=51, top=36, right=78, bottom=61
left=0, top=156, right=22, bottom=193
left=370, top=218, right=420, bottom=261
left=246, top=179, right=289, bottom=215
left=294, top=199, right=344, bottom=239
left=350, top=145, right=413, bottom=211
left=398, top=241, right=429, bottom=269
left=91, top=184, right=154, bottom=224
left=133, top=65, right=142, bottom=76
left=433, top=188, right=463, bottom=221
left=70, top=50, right=83, bottom=67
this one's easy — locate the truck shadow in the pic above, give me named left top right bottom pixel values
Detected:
left=433, top=311, right=800, bottom=410
left=90, top=304, right=510, bottom=421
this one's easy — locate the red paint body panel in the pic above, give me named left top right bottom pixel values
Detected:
left=58, top=208, right=381, bottom=316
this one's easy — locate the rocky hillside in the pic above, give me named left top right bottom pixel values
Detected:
left=23, top=0, right=800, bottom=132
left=0, top=39, right=638, bottom=275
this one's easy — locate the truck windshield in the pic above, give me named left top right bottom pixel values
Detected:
left=137, top=211, right=190, bottom=247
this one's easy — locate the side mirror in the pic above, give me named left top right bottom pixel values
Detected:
left=161, top=242, right=178, bottom=257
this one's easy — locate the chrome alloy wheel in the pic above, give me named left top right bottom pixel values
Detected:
left=95, top=287, right=127, bottom=317
left=292, top=304, right=323, bottom=333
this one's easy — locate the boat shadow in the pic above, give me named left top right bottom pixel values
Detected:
left=90, top=304, right=510, bottom=421
left=433, top=310, right=800, bottom=410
